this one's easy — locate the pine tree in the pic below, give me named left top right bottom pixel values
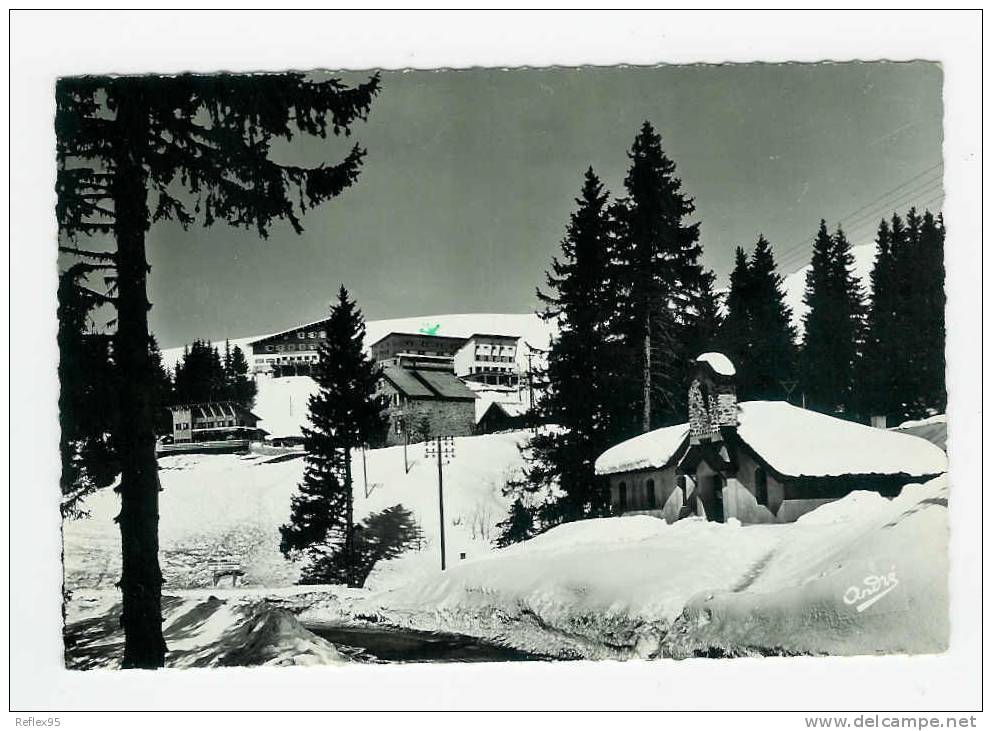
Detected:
left=718, top=247, right=754, bottom=387
left=745, top=235, right=798, bottom=400
left=173, top=339, right=227, bottom=405
left=684, top=268, right=724, bottom=360
left=148, top=335, right=174, bottom=435
left=861, top=218, right=899, bottom=420
left=58, top=264, right=120, bottom=517
left=801, top=221, right=866, bottom=414
left=519, top=168, right=621, bottom=524
left=915, top=211, right=946, bottom=415
left=494, top=498, right=535, bottom=548
left=56, top=71, right=379, bottom=667
left=613, top=122, right=705, bottom=431
left=304, top=505, right=423, bottom=587
left=227, top=345, right=257, bottom=409
left=279, top=287, right=388, bottom=587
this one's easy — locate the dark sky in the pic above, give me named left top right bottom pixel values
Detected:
left=143, top=62, right=943, bottom=348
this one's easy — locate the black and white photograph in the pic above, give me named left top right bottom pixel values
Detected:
left=9, top=9, right=982, bottom=717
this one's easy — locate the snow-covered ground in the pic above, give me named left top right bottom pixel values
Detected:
left=63, top=430, right=530, bottom=592
left=322, top=475, right=949, bottom=660
left=65, top=587, right=348, bottom=669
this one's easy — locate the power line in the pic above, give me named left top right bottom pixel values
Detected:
left=778, top=178, right=944, bottom=271
left=776, top=178, right=945, bottom=272
left=772, top=163, right=944, bottom=272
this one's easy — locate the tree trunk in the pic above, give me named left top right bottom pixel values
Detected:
left=642, top=315, right=652, bottom=433
left=113, top=95, right=166, bottom=669
left=344, top=446, right=356, bottom=588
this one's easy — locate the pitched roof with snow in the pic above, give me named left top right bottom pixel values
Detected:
left=594, top=423, right=689, bottom=476
left=735, top=401, right=947, bottom=479
left=594, top=401, right=948, bottom=480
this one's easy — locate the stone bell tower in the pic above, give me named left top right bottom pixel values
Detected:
left=688, top=352, right=738, bottom=445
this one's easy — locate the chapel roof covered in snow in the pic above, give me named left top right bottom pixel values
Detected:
left=594, top=423, right=689, bottom=476
left=733, top=401, right=947, bottom=479
left=594, top=401, right=948, bottom=480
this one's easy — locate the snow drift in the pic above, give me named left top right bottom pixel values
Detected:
left=65, top=591, right=347, bottom=669
left=356, top=476, right=949, bottom=660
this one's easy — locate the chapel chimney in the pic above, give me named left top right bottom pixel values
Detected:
left=687, top=352, right=738, bottom=445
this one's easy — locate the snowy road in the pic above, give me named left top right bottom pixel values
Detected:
left=304, top=623, right=550, bottom=663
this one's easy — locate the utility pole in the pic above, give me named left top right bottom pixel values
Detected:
left=525, top=349, right=536, bottom=433
left=361, top=444, right=370, bottom=498
left=425, top=435, right=455, bottom=570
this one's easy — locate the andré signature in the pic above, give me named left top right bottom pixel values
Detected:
left=843, top=569, right=899, bottom=613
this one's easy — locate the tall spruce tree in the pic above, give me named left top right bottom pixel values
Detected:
left=58, top=264, right=120, bottom=517
left=279, top=287, right=387, bottom=587
left=684, top=267, right=725, bottom=371
left=874, top=208, right=946, bottom=421
left=173, top=340, right=227, bottom=404
left=719, top=247, right=754, bottom=388
left=915, top=210, right=946, bottom=415
left=745, top=235, right=798, bottom=400
left=613, top=122, right=706, bottom=431
left=801, top=221, right=866, bottom=414
left=56, top=72, right=379, bottom=667
left=521, top=168, right=621, bottom=523
left=226, top=345, right=257, bottom=409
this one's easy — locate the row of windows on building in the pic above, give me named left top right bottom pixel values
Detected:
left=260, top=355, right=319, bottom=364
left=468, top=366, right=515, bottom=374
left=474, top=354, right=514, bottom=363
left=175, top=419, right=238, bottom=430
left=265, top=342, right=322, bottom=353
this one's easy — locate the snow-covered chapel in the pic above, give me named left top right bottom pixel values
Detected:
left=594, top=353, right=948, bottom=524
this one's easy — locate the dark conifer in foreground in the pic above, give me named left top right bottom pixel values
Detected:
left=613, top=122, right=707, bottom=431
left=57, top=71, right=379, bottom=666
left=517, top=168, right=622, bottom=525
left=58, top=265, right=120, bottom=517
left=280, top=287, right=387, bottom=587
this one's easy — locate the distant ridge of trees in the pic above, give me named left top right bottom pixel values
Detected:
left=171, top=338, right=257, bottom=410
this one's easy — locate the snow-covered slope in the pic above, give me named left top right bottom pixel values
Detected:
left=357, top=476, right=948, bottom=659
left=783, top=243, right=877, bottom=336
left=63, top=431, right=531, bottom=591
left=161, top=312, right=555, bottom=369
left=252, top=375, right=319, bottom=438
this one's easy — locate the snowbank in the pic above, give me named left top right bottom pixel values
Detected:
left=253, top=375, right=319, bottom=438
left=736, top=401, right=948, bottom=478
left=65, top=590, right=347, bottom=669
left=663, top=475, right=949, bottom=658
left=63, top=431, right=532, bottom=591
left=594, top=423, right=688, bottom=475
left=354, top=476, right=948, bottom=660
